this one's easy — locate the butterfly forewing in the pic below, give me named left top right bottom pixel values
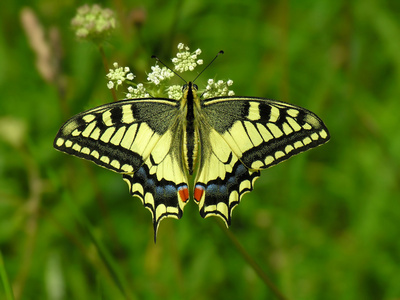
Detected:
left=193, top=96, right=330, bottom=225
left=54, top=98, right=190, bottom=237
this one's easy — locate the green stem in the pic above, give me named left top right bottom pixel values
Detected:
left=0, top=250, right=15, bottom=300
left=98, top=44, right=118, bottom=102
left=216, top=220, right=289, bottom=300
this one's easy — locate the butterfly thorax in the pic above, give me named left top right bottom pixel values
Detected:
left=181, top=82, right=200, bottom=176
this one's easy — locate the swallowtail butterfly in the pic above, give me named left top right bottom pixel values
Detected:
left=54, top=62, right=330, bottom=240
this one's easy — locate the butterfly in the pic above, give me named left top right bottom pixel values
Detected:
left=54, top=78, right=330, bottom=241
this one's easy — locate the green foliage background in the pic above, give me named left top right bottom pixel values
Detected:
left=1, top=0, right=400, bottom=299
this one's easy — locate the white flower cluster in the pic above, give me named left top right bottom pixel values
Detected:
left=147, top=65, right=174, bottom=85
left=71, top=4, right=116, bottom=40
left=106, top=62, right=135, bottom=89
left=105, top=43, right=235, bottom=100
left=172, top=43, right=203, bottom=73
left=202, top=79, right=235, bottom=99
left=127, top=83, right=150, bottom=98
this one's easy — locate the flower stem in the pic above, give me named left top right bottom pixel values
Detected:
left=98, top=44, right=118, bottom=102
left=216, top=220, right=289, bottom=300
left=0, top=250, right=15, bottom=300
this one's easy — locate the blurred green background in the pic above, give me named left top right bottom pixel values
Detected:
left=1, top=0, right=400, bottom=299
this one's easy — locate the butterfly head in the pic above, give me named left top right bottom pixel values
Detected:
left=182, top=82, right=198, bottom=92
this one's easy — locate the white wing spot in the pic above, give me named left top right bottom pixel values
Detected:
left=62, top=121, right=79, bottom=136
left=294, top=141, right=304, bottom=149
left=282, top=122, right=293, bottom=135
left=56, top=138, right=64, bottom=147
left=251, top=160, right=264, bottom=170
left=264, top=156, right=274, bottom=165
left=256, top=124, right=273, bottom=142
left=285, top=145, right=294, bottom=154
left=121, top=124, right=138, bottom=149
left=65, top=140, right=72, bottom=147
left=167, top=205, right=179, bottom=215
left=90, top=127, right=101, bottom=140
left=72, top=143, right=81, bottom=152
left=275, top=151, right=285, bottom=159
left=286, top=117, right=301, bottom=131
left=122, top=105, right=134, bottom=123
left=304, top=114, right=321, bottom=128
left=287, top=109, right=299, bottom=118
left=247, top=102, right=261, bottom=121
left=100, top=127, right=116, bottom=143
left=239, top=180, right=251, bottom=193
left=110, top=126, right=126, bottom=146
left=145, top=192, right=156, bottom=205
left=229, top=121, right=254, bottom=153
left=82, top=114, right=95, bottom=123
left=81, top=147, right=90, bottom=154
left=244, top=121, right=263, bottom=146
left=216, top=202, right=229, bottom=219
left=102, top=110, right=113, bottom=126
left=100, top=156, right=110, bottom=164
left=121, top=164, right=134, bottom=172
left=72, top=129, right=81, bottom=136
left=267, top=123, right=283, bottom=138
left=111, top=160, right=120, bottom=169
left=82, top=121, right=96, bottom=137
left=269, top=106, right=280, bottom=122
left=303, top=137, right=312, bottom=145
left=228, top=190, right=239, bottom=207
left=155, top=202, right=167, bottom=218
left=123, top=177, right=132, bottom=189
left=132, top=183, right=144, bottom=199
left=303, top=123, right=312, bottom=130
left=319, top=129, right=328, bottom=139
left=311, top=133, right=319, bottom=140
left=91, top=150, right=99, bottom=159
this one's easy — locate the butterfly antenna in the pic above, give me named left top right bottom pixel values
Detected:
left=193, top=50, right=224, bottom=83
left=151, top=55, right=186, bottom=83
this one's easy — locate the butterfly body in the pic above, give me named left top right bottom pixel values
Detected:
left=54, top=82, right=329, bottom=239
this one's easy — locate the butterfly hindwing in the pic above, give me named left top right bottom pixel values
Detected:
left=122, top=120, right=189, bottom=236
left=194, top=124, right=260, bottom=225
left=54, top=98, right=189, bottom=235
left=194, top=96, right=330, bottom=224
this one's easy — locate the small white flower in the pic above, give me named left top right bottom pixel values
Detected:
left=106, top=62, right=136, bottom=89
left=128, top=83, right=150, bottom=98
left=147, top=65, right=174, bottom=85
left=202, top=79, right=235, bottom=98
left=172, top=43, right=203, bottom=73
left=167, top=85, right=183, bottom=100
